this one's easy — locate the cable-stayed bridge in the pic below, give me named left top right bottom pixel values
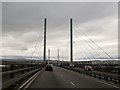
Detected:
left=1, top=18, right=119, bottom=89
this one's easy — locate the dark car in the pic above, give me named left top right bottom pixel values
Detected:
left=45, top=64, right=53, bottom=71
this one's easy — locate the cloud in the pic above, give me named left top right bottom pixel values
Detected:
left=2, top=0, right=119, bottom=2
left=2, top=2, right=117, bottom=33
left=2, top=2, right=118, bottom=59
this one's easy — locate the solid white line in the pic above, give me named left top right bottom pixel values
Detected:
left=19, top=71, right=38, bottom=88
left=70, top=82, right=75, bottom=86
left=24, top=72, right=39, bottom=88
left=24, top=68, right=44, bottom=88
left=18, top=68, right=44, bottom=89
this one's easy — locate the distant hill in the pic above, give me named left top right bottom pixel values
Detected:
left=0, top=55, right=43, bottom=61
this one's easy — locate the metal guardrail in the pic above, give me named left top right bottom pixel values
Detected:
left=1, top=60, right=46, bottom=89
left=62, top=66, right=120, bottom=87
left=18, top=68, right=44, bottom=89
left=2, top=67, right=44, bottom=89
left=1, top=66, right=40, bottom=75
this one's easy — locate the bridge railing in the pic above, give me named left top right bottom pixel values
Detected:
left=73, top=63, right=119, bottom=74
left=1, top=62, right=46, bottom=89
left=62, top=66, right=120, bottom=87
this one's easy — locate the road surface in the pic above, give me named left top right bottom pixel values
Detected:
left=28, top=66, right=118, bottom=88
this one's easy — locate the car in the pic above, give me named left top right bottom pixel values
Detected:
left=84, top=65, right=93, bottom=71
left=57, top=63, right=62, bottom=67
left=45, top=64, right=53, bottom=71
left=70, top=63, right=75, bottom=67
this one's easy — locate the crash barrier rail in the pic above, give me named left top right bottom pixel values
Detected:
left=1, top=64, right=45, bottom=89
left=61, top=62, right=119, bottom=74
left=62, top=66, right=120, bottom=87
left=74, top=64, right=120, bottom=74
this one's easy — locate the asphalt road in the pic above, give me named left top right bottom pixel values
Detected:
left=28, top=66, right=118, bottom=88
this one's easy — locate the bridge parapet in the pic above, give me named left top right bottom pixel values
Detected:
left=1, top=60, right=45, bottom=89
left=61, top=66, right=120, bottom=87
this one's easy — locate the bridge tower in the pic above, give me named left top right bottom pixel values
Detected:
left=70, top=18, right=74, bottom=66
left=58, top=49, right=60, bottom=61
left=43, top=18, right=47, bottom=62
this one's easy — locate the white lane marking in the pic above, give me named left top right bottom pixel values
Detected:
left=61, top=67, right=119, bottom=88
left=18, top=68, right=44, bottom=89
left=70, top=82, right=75, bottom=86
left=25, top=69, right=45, bottom=88
left=84, top=75, right=120, bottom=89
left=19, top=72, right=37, bottom=89
left=24, top=72, right=39, bottom=88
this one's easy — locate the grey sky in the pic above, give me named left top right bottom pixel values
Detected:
left=2, top=0, right=119, bottom=2
left=2, top=2, right=118, bottom=60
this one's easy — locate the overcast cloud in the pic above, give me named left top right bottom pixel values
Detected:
left=2, top=2, right=118, bottom=60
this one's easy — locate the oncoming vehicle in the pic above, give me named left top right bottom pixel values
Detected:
left=70, top=63, right=75, bottom=67
left=84, top=65, right=93, bottom=71
left=45, top=64, right=53, bottom=71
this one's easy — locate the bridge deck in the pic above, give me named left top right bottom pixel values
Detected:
left=28, top=66, right=117, bottom=88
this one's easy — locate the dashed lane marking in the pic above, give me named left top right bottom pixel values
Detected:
left=70, top=82, right=75, bottom=86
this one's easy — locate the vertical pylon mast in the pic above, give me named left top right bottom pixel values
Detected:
left=58, top=49, right=60, bottom=61
left=70, top=18, right=73, bottom=63
left=43, top=18, right=47, bottom=61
